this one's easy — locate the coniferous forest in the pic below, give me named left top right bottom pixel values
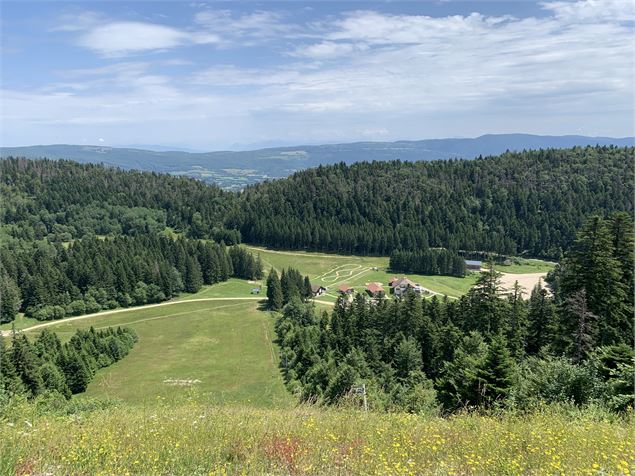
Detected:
left=0, top=148, right=633, bottom=414
left=230, top=146, right=633, bottom=257
left=275, top=214, right=634, bottom=413
left=1, top=327, right=137, bottom=399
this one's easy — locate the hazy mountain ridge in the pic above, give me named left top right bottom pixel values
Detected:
left=2, top=134, right=632, bottom=189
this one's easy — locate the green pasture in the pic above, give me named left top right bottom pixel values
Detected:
left=22, top=299, right=291, bottom=408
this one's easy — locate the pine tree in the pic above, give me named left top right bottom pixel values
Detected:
left=266, top=269, right=284, bottom=311
left=475, top=334, right=515, bottom=405
left=184, top=256, right=203, bottom=293
left=11, top=335, right=44, bottom=397
left=526, top=281, right=555, bottom=354
left=558, top=215, right=627, bottom=348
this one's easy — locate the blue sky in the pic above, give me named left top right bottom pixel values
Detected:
left=1, top=0, right=633, bottom=150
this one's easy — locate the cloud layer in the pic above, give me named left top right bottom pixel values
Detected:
left=2, top=0, right=633, bottom=148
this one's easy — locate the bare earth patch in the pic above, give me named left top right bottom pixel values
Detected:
left=499, top=272, right=548, bottom=296
left=163, top=378, right=202, bottom=387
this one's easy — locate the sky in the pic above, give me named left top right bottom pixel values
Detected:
left=1, top=0, right=634, bottom=150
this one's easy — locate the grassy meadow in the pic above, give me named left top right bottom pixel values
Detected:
left=2, top=399, right=632, bottom=475
left=246, top=246, right=554, bottom=301
left=1, top=249, right=627, bottom=475
left=21, top=298, right=291, bottom=408
left=1, top=248, right=556, bottom=407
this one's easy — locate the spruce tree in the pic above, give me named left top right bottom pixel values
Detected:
left=302, top=276, right=312, bottom=302
left=11, top=335, right=44, bottom=397
left=558, top=215, right=627, bottom=348
left=466, top=264, right=506, bottom=334
left=475, top=334, right=515, bottom=405
left=254, top=254, right=264, bottom=280
left=266, top=269, right=284, bottom=311
left=60, top=348, right=91, bottom=394
left=40, top=362, right=72, bottom=399
left=526, top=281, right=555, bottom=355
left=506, top=281, right=528, bottom=359
left=184, top=256, right=203, bottom=293
left=564, top=289, right=598, bottom=362
left=0, top=270, right=20, bottom=324
left=0, top=336, right=24, bottom=396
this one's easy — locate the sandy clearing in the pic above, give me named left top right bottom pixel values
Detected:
left=499, top=272, right=548, bottom=296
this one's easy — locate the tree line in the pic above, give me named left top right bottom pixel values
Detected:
left=228, top=146, right=633, bottom=258
left=0, top=327, right=137, bottom=402
left=0, top=235, right=262, bottom=323
left=0, top=157, right=238, bottom=245
left=266, top=267, right=313, bottom=311
left=274, top=213, right=634, bottom=413
left=389, top=249, right=466, bottom=277
left=2, top=147, right=633, bottom=260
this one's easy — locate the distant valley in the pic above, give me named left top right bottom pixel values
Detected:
left=2, top=133, right=632, bottom=190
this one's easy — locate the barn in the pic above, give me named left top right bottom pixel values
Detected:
left=465, top=260, right=483, bottom=271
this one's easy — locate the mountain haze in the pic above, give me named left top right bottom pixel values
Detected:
left=2, top=134, right=632, bottom=189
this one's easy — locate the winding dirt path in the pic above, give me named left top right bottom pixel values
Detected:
left=1, top=297, right=264, bottom=336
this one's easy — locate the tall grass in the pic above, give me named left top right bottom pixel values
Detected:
left=1, top=396, right=633, bottom=475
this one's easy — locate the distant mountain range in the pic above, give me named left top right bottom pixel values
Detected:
left=2, top=134, right=632, bottom=190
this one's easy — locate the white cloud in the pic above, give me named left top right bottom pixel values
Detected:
left=193, top=9, right=293, bottom=40
left=541, top=0, right=635, bottom=22
left=5, top=1, right=633, bottom=147
left=52, top=11, right=105, bottom=32
left=78, top=21, right=219, bottom=57
left=292, top=41, right=368, bottom=59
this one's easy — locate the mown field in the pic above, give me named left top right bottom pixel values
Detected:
left=1, top=400, right=632, bottom=475
left=246, top=246, right=554, bottom=301
left=21, top=297, right=291, bottom=408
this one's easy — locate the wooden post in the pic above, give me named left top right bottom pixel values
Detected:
left=362, top=383, right=368, bottom=412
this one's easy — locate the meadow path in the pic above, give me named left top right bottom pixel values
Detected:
left=0, top=297, right=264, bottom=336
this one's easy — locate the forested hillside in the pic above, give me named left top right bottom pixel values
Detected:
left=230, top=146, right=633, bottom=258
left=2, top=147, right=632, bottom=259
left=1, top=147, right=633, bottom=324
left=275, top=214, right=634, bottom=413
left=0, top=158, right=238, bottom=245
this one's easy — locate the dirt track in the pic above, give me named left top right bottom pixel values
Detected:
left=0, top=297, right=264, bottom=336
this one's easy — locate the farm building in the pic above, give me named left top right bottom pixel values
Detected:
left=311, top=284, right=327, bottom=296
left=250, top=287, right=261, bottom=294
left=366, top=283, right=385, bottom=298
left=392, top=277, right=416, bottom=297
left=465, top=260, right=482, bottom=271
left=338, top=284, right=355, bottom=295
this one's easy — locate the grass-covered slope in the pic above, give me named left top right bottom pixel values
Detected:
left=19, top=296, right=290, bottom=408
left=2, top=400, right=632, bottom=475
